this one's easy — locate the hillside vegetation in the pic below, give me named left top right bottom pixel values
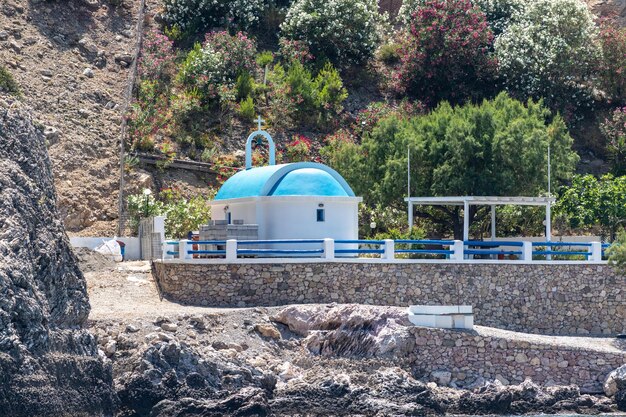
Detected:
left=121, top=0, right=626, bottom=240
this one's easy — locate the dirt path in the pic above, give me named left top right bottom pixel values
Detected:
left=85, top=260, right=244, bottom=321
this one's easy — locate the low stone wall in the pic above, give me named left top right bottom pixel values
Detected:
left=153, top=260, right=626, bottom=335
left=406, top=326, right=626, bottom=392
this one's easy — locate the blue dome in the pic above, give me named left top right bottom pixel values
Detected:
left=214, top=162, right=355, bottom=200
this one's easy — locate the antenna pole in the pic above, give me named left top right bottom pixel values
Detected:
left=407, top=146, right=413, bottom=229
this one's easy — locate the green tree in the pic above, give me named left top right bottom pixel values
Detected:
left=325, top=93, right=579, bottom=238
left=555, top=174, right=626, bottom=241
left=607, top=229, right=626, bottom=274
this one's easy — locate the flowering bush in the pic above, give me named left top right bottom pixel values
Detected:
left=285, top=135, right=312, bottom=161
left=390, top=0, right=496, bottom=104
left=281, top=0, right=387, bottom=67
left=139, top=30, right=175, bottom=80
left=278, top=38, right=313, bottom=64
left=204, top=32, right=258, bottom=81
left=495, top=0, right=601, bottom=116
left=177, top=42, right=225, bottom=99
left=472, top=0, right=527, bottom=35
left=161, top=0, right=265, bottom=33
left=597, top=20, right=626, bottom=103
left=397, top=0, right=425, bottom=25
left=601, top=107, right=626, bottom=175
left=128, top=80, right=172, bottom=149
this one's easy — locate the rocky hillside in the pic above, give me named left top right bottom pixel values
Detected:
left=0, top=96, right=114, bottom=415
left=0, top=0, right=141, bottom=236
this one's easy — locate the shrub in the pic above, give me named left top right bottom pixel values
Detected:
left=472, top=0, right=528, bottom=36
left=205, top=32, right=258, bottom=81
left=284, top=134, right=312, bottom=161
left=327, top=93, right=579, bottom=217
left=607, top=229, right=626, bottom=272
left=397, top=0, right=426, bottom=25
left=238, top=96, right=256, bottom=120
left=390, top=0, right=496, bottom=105
left=0, top=66, right=20, bottom=96
left=354, top=100, right=424, bottom=135
left=313, top=62, right=348, bottom=121
left=128, top=80, right=171, bottom=149
left=236, top=72, right=255, bottom=100
left=600, top=107, right=626, bottom=176
left=597, top=19, right=626, bottom=103
left=268, top=60, right=347, bottom=126
left=139, top=30, right=175, bottom=80
left=161, top=0, right=265, bottom=33
left=281, top=0, right=387, bottom=67
left=495, top=0, right=601, bottom=117
left=278, top=38, right=314, bottom=64
left=555, top=174, right=626, bottom=240
left=376, top=43, right=401, bottom=65
left=177, top=42, right=225, bottom=99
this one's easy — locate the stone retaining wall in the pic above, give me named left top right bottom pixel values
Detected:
left=405, top=326, right=626, bottom=392
left=153, top=261, right=626, bottom=335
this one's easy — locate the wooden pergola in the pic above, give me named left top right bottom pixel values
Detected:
left=404, top=196, right=556, bottom=241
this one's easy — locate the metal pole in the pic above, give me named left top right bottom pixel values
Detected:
left=407, top=147, right=412, bottom=229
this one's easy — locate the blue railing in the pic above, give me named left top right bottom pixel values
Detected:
left=237, top=239, right=325, bottom=257
left=394, top=239, right=455, bottom=256
left=163, top=238, right=610, bottom=262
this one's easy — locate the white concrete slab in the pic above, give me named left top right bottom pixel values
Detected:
left=408, top=305, right=473, bottom=315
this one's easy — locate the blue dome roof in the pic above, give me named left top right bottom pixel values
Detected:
left=214, top=162, right=355, bottom=200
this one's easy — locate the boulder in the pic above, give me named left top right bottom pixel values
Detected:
left=604, top=364, right=626, bottom=397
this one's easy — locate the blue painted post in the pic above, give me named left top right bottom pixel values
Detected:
left=383, top=239, right=395, bottom=260
left=323, top=238, right=335, bottom=260
left=521, top=241, right=533, bottom=261
left=451, top=240, right=464, bottom=260
left=226, top=239, right=237, bottom=261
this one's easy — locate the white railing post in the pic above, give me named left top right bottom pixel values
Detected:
left=226, top=239, right=237, bottom=262
left=383, top=239, right=395, bottom=260
left=323, top=238, right=335, bottom=260
left=178, top=240, right=190, bottom=260
left=451, top=240, right=464, bottom=260
left=590, top=241, right=602, bottom=262
left=521, top=241, right=533, bottom=261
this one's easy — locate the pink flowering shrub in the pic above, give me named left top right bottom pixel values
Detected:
left=139, top=30, right=175, bottom=80
left=389, top=0, right=496, bottom=104
left=278, top=38, right=314, bottom=64
left=601, top=107, right=626, bottom=175
left=598, top=20, right=626, bottom=103
left=284, top=134, right=312, bottom=161
left=355, top=100, right=425, bottom=135
left=205, top=31, right=258, bottom=80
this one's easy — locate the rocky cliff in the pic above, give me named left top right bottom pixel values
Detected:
left=0, top=96, right=115, bottom=416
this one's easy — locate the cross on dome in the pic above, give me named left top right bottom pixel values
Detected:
left=245, top=115, right=275, bottom=169
left=255, top=115, right=265, bottom=132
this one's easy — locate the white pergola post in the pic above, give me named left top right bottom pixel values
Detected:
left=490, top=205, right=496, bottom=240
left=463, top=200, right=470, bottom=242
left=408, top=201, right=413, bottom=229
left=546, top=202, right=552, bottom=260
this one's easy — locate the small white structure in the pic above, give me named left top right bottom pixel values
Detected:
left=208, top=119, right=362, bottom=242
left=407, top=305, right=474, bottom=330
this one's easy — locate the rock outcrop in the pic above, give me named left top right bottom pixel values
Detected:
left=605, top=364, right=626, bottom=410
left=114, top=340, right=276, bottom=416
left=0, top=96, right=115, bottom=416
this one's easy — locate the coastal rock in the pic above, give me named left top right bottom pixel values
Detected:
left=604, top=364, right=626, bottom=397
left=114, top=340, right=276, bottom=416
left=274, top=304, right=413, bottom=357
left=0, top=98, right=115, bottom=415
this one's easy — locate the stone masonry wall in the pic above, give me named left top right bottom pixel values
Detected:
left=405, top=326, right=626, bottom=392
left=153, top=261, right=626, bottom=336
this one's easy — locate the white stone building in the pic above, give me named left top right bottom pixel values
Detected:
left=208, top=123, right=362, bottom=241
